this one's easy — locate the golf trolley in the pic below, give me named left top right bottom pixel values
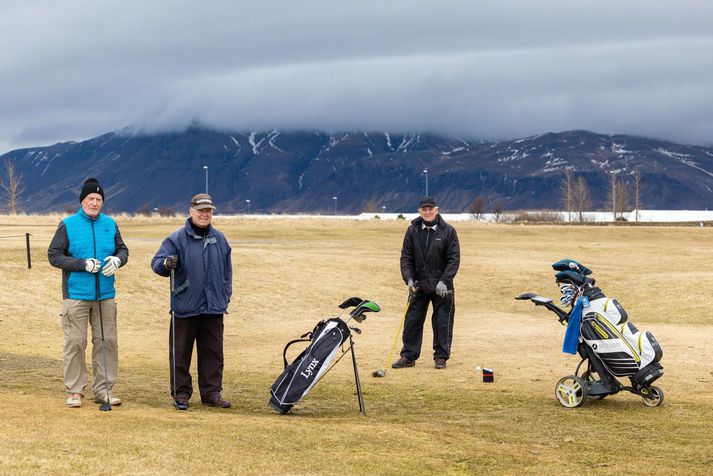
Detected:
left=269, top=297, right=380, bottom=415
left=516, top=293, right=664, bottom=408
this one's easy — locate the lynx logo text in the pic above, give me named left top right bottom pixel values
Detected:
left=300, top=358, right=320, bottom=378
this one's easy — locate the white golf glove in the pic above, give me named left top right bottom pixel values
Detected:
left=435, top=280, right=448, bottom=297
left=85, top=258, right=101, bottom=273
left=407, top=279, right=417, bottom=293
left=101, top=256, right=121, bottom=276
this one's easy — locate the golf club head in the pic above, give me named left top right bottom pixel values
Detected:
left=173, top=399, right=188, bottom=411
left=339, top=296, right=363, bottom=309
left=515, top=293, right=537, bottom=300
left=350, top=300, right=381, bottom=319
left=372, top=369, right=386, bottom=378
left=99, top=403, right=112, bottom=411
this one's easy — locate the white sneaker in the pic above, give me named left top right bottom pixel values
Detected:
left=66, top=394, right=82, bottom=408
left=94, top=394, right=122, bottom=406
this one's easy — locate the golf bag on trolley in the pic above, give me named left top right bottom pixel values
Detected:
left=516, top=259, right=665, bottom=408
left=269, top=297, right=380, bottom=415
left=578, top=296, right=663, bottom=389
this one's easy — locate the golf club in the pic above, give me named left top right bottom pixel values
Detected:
left=372, top=292, right=413, bottom=378
left=170, top=265, right=188, bottom=410
left=95, top=274, right=112, bottom=411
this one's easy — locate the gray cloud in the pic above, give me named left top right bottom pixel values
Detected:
left=2, top=0, right=712, bottom=153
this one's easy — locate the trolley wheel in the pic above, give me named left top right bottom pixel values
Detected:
left=581, top=370, right=607, bottom=400
left=642, top=386, right=664, bottom=407
left=555, top=375, right=588, bottom=408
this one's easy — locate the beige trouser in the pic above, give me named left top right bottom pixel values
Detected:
left=60, top=298, right=118, bottom=397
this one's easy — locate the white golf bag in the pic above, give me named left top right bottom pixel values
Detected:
left=580, top=297, right=663, bottom=386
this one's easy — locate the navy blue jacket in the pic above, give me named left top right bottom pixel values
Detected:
left=48, top=208, right=129, bottom=300
left=152, top=219, right=232, bottom=318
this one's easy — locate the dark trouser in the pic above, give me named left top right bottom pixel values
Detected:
left=400, top=290, right=455, bottom=361
left=169, top=314, right=224, bottom=401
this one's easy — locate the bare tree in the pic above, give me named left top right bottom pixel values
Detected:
left=468, top=195, right=486, bottom=220
left=616, top=179, right=630, bottom=218
left=559, top=169, right=573, bottom=222
left=633, top=168, right=643, bottom=222
left=607, top=172, right=618, bottom=220
left=362, top=200, right=379, bottom=213
left=574, top=176, right=591, bottom=223
left=492, top=199, right=504, bottom=222
left=0, top=159, right=25, bottom=214
left=606, top=172, right=630, bottom=220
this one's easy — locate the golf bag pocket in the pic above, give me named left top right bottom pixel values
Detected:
left=587, top=297, right=628, bottom=325
left=581, top=313, right=640, bottom=376
left=269, top=318, right=350, bottom=414
left=630, top=362, right=664, bottom=389
left=635, top=331, right=663, bottom=368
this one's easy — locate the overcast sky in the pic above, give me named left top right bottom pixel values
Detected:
left=1, top=0, right=712, bottom=153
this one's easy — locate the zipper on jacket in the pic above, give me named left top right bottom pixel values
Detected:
left=91, top=219, right=98, bottom=300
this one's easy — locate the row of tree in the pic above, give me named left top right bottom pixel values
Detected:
left=560, top=168, right=643, bottom=222
left=462, top=168, right=644, bottom=223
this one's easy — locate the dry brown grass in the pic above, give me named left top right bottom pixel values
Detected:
left=1, top=215, right=712, bottom=474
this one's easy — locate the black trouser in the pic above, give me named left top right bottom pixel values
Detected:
left=400, top=290, right=455, bottom=361
left=169, top=314, right=224, bottom=401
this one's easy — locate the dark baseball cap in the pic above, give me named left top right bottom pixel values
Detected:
left=419, top=196, right=437, bottom=208
left=191, top=193, right=216, bottom=210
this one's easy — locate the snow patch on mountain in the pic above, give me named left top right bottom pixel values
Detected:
left=249, top=132, right=266, bottom=155
left=612, top=143, right=632, bottom=155
left=657, top=147, right=713, bottom=178
left=267, top=130, right=284, bottom=152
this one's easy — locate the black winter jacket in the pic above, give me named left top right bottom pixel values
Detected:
left=400, top=214, right=460, bottom=293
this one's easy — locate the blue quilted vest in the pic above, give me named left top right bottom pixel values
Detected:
left=63, top=209, right=118, bottom=300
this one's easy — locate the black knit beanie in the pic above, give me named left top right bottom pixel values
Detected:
left=79, top=178, right=104, bottom=202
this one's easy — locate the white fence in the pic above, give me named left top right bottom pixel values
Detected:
left=355, top=210, right=713, bottom=223
left=217, top=210, right=713, bottom=223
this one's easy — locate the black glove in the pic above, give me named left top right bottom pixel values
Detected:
left=164, top=255, right=178, bottom=270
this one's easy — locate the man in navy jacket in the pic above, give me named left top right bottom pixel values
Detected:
left=48, top=178, right=129, bottom=408
left=152, top=193, right=233, bottom=409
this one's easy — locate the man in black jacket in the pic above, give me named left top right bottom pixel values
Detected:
left=393, top=196, right=460, bottom=369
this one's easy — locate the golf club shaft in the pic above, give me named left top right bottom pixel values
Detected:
left=95, top=273, right=112, bottom=408
left=170, top=268, right=177, bottom=400
left=384, top=293, right=412, bottom=369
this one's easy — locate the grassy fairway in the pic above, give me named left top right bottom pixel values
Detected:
left=1, top=215, right=712, bottom=474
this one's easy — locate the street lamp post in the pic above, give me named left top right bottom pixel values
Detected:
left=245, top=199, right=251, bottom=214
left=333, top=196, right=338, bottom=215
left=203, top=165, right=209, bottom=194
left=423, top=168, right=429, bottom=196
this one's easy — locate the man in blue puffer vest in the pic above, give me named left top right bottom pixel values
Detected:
left=151, top=193, right=233, bottom=410
left=48, top=178, right=129, bottom=408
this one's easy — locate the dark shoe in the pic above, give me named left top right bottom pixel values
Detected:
left=173, top=397, right=189, bottom=410
left=202, top=395, right=231, bottom=408
left=391, top=356, right=415, bottom=369
left=434, top=358, right=447, bottom=369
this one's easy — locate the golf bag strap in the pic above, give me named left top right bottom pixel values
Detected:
left=282, top=333, right=313, bottom=368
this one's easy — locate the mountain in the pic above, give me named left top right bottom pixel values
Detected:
left=3, top=127, right=713, bottom=213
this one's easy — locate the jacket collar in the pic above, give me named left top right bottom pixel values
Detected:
left=77, top=207, right=101, bottom=222
left=183, top=217, right=213, bottom=239
left=411, top=214, right=444, bottom=228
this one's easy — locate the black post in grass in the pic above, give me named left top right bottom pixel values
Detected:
left=25, top=233, right=31, bottom=269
